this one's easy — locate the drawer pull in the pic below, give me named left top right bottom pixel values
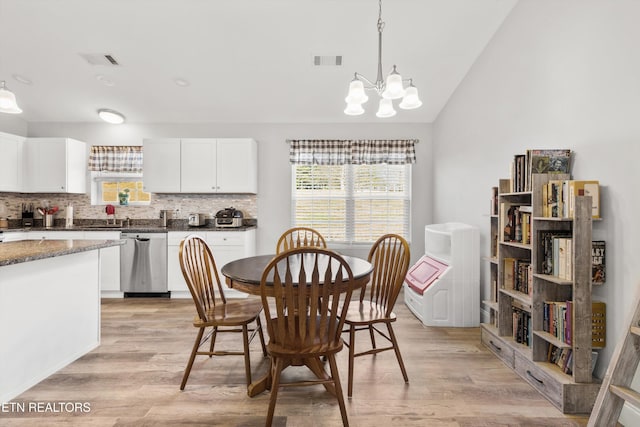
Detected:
left=526, top=370, right=544, bottom=385
left=489, top=340, right=502, bottom=352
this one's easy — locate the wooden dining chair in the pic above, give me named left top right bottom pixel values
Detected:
left=178, top=235, right=267, bottom=390
left=340, top=234, right=411, bottom=398
left=260, top=248, right=356, bottom=427
left=275, top=227, right=327, bottom=254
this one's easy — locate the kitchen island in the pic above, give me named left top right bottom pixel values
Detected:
left=0, top=239, right=123, bottom=402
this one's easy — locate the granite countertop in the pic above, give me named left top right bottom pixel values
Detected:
left=0, top=239, right=125, bottom=267
left=1, top=220, right=257, bottom=234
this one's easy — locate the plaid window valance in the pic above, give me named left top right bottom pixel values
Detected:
left=88, top=146, right=143, bottom=172
left=288, top=139, right=417, bottom=165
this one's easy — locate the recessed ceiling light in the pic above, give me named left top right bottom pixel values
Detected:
left=174, top=78, right=190, bottom=87
left=12, top=74, right=32, bottom=85
left=97, top=108, right=125, bottom=124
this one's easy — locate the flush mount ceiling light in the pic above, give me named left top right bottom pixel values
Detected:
left=98, top=108, right=125, bottom=124
left=0, top=80, right=23, bottom=114
left=344, top=0, right=422, bottom=118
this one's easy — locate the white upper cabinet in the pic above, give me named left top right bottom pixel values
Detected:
left=24, top=138, right=87, bottom=193
left=180, top=138, right=217, bottom=192
left=216, top=138, right=257, bottom=193
left=144, top=138, right=257, bottom=194
left=142, top=138, right=181, bottom=193
left=0, top=132, right=25, bottom=192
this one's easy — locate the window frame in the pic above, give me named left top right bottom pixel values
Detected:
left=90, top=171, right=151, bottom=206
left=291, top=163, right=412, bottom=245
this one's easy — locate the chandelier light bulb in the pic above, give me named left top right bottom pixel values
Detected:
left=376, top=98, right=396, bottom=118
left=382, top=66, right=406, bottom=100
left=0, top=81, right=23, bottom=114
left=345, top=78, right=368, bottom=104
left=344, top=102, right=365, bottom=116
left=399, top=84, right=423, bottom=110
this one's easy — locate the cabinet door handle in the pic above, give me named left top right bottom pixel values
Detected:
left=489, top=340, right=502, bottom=352
left=526, top=370, right=544, bottom=385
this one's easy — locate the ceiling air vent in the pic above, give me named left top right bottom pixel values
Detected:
left=79, top=53, right=121, bottom=66
left=313, top=55, right=342, bottom=66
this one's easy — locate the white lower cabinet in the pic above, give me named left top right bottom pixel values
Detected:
left=84, top=231, right=121, bottom=297
left=167, top=229, right=256, bottom=298
left=4, top=230, right=121, bottom=296
left=167, top=231, right=195, bottom=295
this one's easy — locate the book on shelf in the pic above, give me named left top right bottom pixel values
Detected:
left=529, top=149, right=572, bottom=174
left=557, top=348, right=572, bottom=372
left=504, top=258, right=531, bottom=295
left=510, top=154, right=527, bottom=192
left=592, top=301, right=606, bottom=348
left=566, top=300, right=573, bottom=345
left=512, top=306, right=531, bottom=346
left=565, top=237, right=573, bottom=281
left=527, top=149, right=572, bottom=191
left=543, top=301, right=568, bottom=343
left=491, top=186, right=498, bottom=215
left=544, top=300, right=606, bottom=347
left=503, top=205, right=531, bottom=244
left=568, top=180, right=600, bottom=219
left=539, top=231, right=572, bottom=276
left=547, top=343, right=584, bottom=375
left=503, top=258, right=516, bottom=290
left=592, top=240, right=606, bottom=284
left=541, top=179, right=600, bottom=219
left=555, top=237, right=572, bottom=280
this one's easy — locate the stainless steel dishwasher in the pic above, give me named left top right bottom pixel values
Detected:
left=120, top=232, right=169, bottom=296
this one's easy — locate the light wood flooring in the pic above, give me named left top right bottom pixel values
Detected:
left=2, top=294, right=591, bottom=426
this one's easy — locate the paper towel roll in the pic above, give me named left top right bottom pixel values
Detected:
left=66, top=205, right=74, bottom=228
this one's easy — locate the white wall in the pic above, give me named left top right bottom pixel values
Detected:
left=0, top=114, right=27, bottom=136
left=432, top=0, right=640, bottom=407
left=24, top=122, right=432, bottom=260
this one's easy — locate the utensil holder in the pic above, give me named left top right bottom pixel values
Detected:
left=44, top=214, right=54, bottom=228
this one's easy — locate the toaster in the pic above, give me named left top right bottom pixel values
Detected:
left=188, top=213, right=207, bottom=227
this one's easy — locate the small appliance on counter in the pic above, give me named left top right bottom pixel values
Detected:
left=214, top=207, right=244, bottom=228
left=188, top=213, right=207, bottom=227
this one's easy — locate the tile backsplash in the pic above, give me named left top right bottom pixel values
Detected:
left=0, top=192, right=257, bottom=222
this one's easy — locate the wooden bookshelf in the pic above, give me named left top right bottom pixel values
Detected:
left=481, top=173, right=602, bottom=414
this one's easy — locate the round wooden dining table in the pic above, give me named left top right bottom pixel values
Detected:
left=222, top=253, right=373, bottom=296
left=221, top=253, right=373, bottom=397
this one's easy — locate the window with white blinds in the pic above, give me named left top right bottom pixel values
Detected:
left=292, top=163, right=411, bottom=244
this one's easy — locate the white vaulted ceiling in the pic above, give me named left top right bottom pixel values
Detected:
left=0, top=0, right=517, bottom=124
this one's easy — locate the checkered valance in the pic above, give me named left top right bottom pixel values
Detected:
left=88, top=146, right=143, bottom=172
left=288, top=139, right=417, bottom=165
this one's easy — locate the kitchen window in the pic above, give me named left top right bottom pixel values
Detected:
left=289, top=139, right=416, bottom=244
left=88, top=145, right=151, bottom=206
left=91, top=172, right=151, bottom=206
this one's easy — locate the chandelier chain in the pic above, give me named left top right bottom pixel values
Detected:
left=377, top=0, right=385, bottom=33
